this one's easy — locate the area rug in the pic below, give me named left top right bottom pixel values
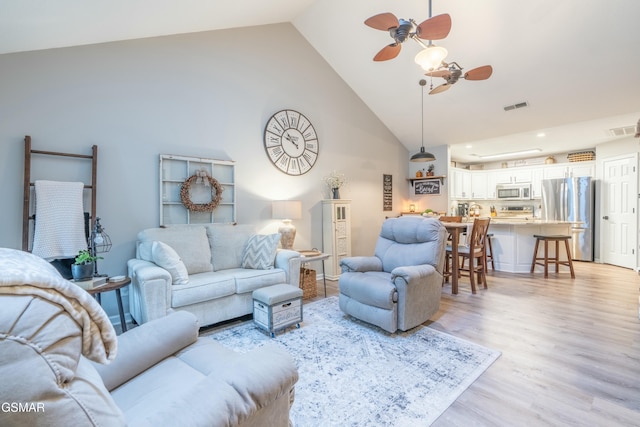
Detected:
left=209, top=297, right=500, bottom=426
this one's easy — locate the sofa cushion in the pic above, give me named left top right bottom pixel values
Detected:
left=206, top=224, right=255, bottom=271
left=171, top=272, right=237, bottom=308
left=228, top=268, right=288, bottom=294
left=138, top=226, right=213, bottom=274
left=152, top=241, right=189, bottom=286
left=241, top=233, right=280, bottom=270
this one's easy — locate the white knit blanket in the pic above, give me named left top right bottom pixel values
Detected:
left=32, top=180, right=88, bottom=261
left=0, top=248, right=117, bottom=363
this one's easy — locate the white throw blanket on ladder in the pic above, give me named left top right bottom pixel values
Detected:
left=32, top=180, right=88, bottom=261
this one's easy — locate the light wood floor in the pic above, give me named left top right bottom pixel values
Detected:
left=308, top=262, right=640, bottom=426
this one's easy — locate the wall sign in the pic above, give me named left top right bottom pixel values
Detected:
left=414, top=178, right=441, bottom=195
left=383, top=174, right=392, bottom=211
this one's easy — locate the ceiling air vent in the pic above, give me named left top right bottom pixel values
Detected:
left=503, top=101, right=529, bottom=112
left=608, top=125, right=636, bottom=137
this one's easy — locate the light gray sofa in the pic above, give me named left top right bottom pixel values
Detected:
left=0, top=248, right=298, bottom=427
left=338, top=216, right=447, bottom=333
left=127, top=223, right=301, bottom=327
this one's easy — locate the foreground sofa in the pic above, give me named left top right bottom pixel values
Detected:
left=0, top=248, right=299, bottom=427
left=338, top=216, right=447, bottom=333
left=128, top=223, right=302, bottom=327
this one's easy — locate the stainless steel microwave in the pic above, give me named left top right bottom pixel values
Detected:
left=496, top=183, right=532, bottom=200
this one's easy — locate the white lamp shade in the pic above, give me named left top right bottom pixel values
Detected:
left=272, top=200, right=302, bottom=220
left=414, top=45, right=448, bottom=71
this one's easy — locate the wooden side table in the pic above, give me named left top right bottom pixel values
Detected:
left=86, top=277, right=131, bottom=332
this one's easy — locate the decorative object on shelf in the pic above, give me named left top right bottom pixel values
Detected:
left=567, top=150, right=595, bottom=162
left=414, top=178, right=442, bottom=195
left=545, top=156, right=556, bottom=164
left=71, top=249, right=100, bottom=280
left=264, top=109, right=319, bottom=176
left=180, top=169, right=224, bottom=212
left=323, top=170, right=347, bottom=199
left=383, top=174, right=392, bottom=211
left=415, top=170, right=423, bottom=178
left=409, top=204, right=416, bottom=212
left=89, top=217, right=112, bottom=277
left=410, top=80, right=436, bottom=162
left=427, top=164, right=435, bottom=176
left=272, top=200, right=302, bottom=250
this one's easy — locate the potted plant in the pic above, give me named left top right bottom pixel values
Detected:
left=71, top=249, right=101, bottom=280
left=426, top=164, right=435, bottom=176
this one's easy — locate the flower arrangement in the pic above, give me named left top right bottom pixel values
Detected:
left=323, top=170, right=348, bottom=189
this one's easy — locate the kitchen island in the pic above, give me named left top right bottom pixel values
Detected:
left=485, top=219, right=575, bottom=273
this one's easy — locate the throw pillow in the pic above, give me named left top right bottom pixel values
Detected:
left=241, top=234, right=281, bottom=270
left=151, top=241, right=189, bottom=285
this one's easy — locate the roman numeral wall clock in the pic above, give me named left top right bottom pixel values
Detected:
left=264, top=109, right=319, bottom=176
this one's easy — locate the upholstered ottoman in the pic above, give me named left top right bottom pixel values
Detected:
left=253, top=284, right=303, bottom=337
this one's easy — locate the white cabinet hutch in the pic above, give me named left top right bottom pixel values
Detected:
left=322, top=199, right=352, bottom=280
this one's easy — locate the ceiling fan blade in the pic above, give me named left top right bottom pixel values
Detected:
left=416, top=14, right=452, bottom=40
left=365, top=13, right=399, bottom=31
left=429, top=83, right=452, bottom=95
left=373, top=43, right=401, bottom=61
left=464, top=65, right=493, bottom=80
left=425, top=69, right=451, bottom=79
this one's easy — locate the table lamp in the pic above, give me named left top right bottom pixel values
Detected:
left=272, top=200, right=302, bottom=250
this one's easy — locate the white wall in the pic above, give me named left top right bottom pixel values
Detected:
left=0, top=23, right=425, bottom=321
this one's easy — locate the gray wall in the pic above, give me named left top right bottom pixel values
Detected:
left=0, top=23, right=415, bottom=322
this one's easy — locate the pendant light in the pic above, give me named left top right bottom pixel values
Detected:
left=410, top=79, right=436, bottom=162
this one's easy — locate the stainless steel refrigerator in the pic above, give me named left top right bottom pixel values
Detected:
left=541, top=177, right=594, bottom=261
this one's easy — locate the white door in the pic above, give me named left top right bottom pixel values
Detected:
left=601, top=154, right=638, bottom=268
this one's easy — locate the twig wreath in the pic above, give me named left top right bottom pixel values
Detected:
left=180, top=170, right=224, bottom=212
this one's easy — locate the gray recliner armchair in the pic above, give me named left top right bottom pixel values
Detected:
left=338, top=216, right=447, bottom=333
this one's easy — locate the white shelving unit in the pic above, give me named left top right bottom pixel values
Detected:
left=159, top=154, right=235, bottom=226
left=322, top=199, right=352, bottom=280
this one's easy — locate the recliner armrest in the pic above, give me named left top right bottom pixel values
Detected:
left=391, top=264, right=437, bottom=284
left=92, top=311, right=199, bottom=391
left=340, top=256, right=383, bottom=273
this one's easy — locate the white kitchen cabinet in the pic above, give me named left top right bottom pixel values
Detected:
left=450, top=168, right=471, bottom=199
left=543, top=161, right=595, bottom=179
left=471, top=171, right=488, bottom=199
left=569, top=162, right=595, bottom=177
left=494, top=167, right=532, bottom=184
left=544, top=165, right=570, bottom=179
left=322, top=199, right=351, bottom=280
left=531, top=168, right=543, bottom=199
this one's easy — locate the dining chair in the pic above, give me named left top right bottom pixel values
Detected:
left=439, top=216, right=462, bottom=283
left=446, top=217, right=491, bottom=294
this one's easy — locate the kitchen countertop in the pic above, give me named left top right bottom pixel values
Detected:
left=460, top=218, right=577, bottom=225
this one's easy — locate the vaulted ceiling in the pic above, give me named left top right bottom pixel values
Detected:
left=2, top=0, right=639, bottom=163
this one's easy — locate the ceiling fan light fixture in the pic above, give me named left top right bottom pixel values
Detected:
left=414, top=45, right=448, bottom=71
left=410, top=146, right=436, bottom=162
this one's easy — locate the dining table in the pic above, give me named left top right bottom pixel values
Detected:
left=440, top=222, right=469, bottom=295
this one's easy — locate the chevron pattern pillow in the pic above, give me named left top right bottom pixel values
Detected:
left=241, top=233, right=281, bottom=270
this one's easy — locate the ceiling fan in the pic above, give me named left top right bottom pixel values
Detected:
left=364, top=12, right=451, bottom=62
left=425, top=62, right=493, bottom=95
